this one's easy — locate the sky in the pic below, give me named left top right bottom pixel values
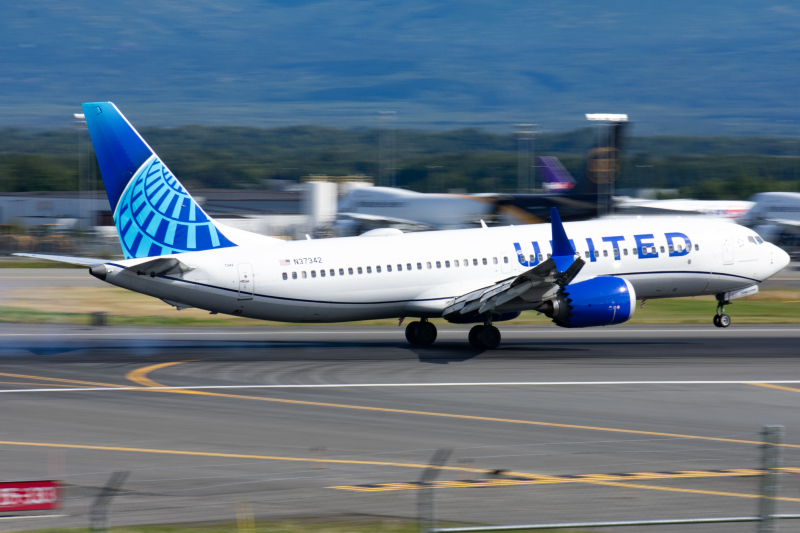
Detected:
left=2, top=1, right=800, bottom=135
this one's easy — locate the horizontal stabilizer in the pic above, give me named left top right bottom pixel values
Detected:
left=125, top=257, right=195, bottom=277
left=12, top=253, right=106, bottom=267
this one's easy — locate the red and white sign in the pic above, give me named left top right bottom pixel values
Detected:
left=0, top=481, right=61, bottom=511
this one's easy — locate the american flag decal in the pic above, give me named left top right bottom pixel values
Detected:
left=279, top=259, right=291, bottom=266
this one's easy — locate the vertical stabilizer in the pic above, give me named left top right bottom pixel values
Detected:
left=82, top=102, right=236, bottom=259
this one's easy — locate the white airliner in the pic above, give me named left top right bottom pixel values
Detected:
left=17, top=103, right=791, bottom=349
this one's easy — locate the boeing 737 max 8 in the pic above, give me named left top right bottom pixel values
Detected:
left=17, top=103, right=791, bottom=349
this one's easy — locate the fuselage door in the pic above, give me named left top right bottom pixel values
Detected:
left=721, top=232, right=734, bottom=265
left=237, top=263, right=254, bottom=300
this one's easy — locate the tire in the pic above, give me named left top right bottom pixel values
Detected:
left=713, top=315, right=720, bottom=327
left=405, top=321, right=421, bottom=344
left=469, top=325, right=485, bottom=349
left=719, top=314, right=731, bottom=328
left=415, top=322, right=438, bottom=346
left=479, top=325, right=501, bottom=350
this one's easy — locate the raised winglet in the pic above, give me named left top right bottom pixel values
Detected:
left=550, top=207, right=576, bottom=272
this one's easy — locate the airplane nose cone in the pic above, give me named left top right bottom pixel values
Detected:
left=776, top=246, right=791, bottom=271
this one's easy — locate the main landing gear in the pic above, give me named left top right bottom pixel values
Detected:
left=405, top=319, right=438, bottom=346
left=713, top=294, right=731, bottom=328
left=469, top=317, right=501, bottom=350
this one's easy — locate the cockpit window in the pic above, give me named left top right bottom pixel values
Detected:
left=747, top=236, right=756, bottom=244
left=755, top=236, right=764, bottom=244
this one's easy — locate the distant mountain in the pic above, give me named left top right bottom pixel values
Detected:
left=2, top=1, right=800, bottom=135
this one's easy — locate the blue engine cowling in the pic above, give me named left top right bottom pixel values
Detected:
left=538, top=277, right=636, bottom=328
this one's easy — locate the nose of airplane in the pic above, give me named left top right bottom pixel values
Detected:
left=772, top=244, right=791, bottom=273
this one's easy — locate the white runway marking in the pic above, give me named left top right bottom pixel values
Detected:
left=2, top=380, right=800, bottom=394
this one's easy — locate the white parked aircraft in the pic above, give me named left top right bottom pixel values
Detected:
left=17, top=103, right=791, bottom=348
left=741, top=192, right=800, bottom=245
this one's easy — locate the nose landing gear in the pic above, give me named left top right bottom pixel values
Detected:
left=713, top=294, right=731, bottom=328
left=405, top=319, right=438, bottom=346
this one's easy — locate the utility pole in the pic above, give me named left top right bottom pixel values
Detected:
left=379, top=111, right=397, bottom=188
left=514, top=124, right=534, bottom=193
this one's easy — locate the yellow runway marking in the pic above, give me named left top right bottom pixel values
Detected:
left=128, top=362, right=800, bottom=449
left=749, top=382, right=800, bottom=393
left=0, top=372, right=120, bottom=388
left=125, top=361, right=188, bottom=388
left=0, top=381, right=89, bottom=388
left=0, top=438, right=796, bottom=503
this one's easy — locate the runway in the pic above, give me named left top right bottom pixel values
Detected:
left=2, top=324, right=800, bottom=531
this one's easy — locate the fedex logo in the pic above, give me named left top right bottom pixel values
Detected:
left=513, top=232, right=692, bottom=266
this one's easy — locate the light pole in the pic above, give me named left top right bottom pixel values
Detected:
left=514, top=124, right=535, bottom=193
left=586, top=113, right=628, bottom=216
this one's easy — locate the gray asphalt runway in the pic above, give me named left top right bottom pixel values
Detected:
left=2, top=324, right=800, bottom=531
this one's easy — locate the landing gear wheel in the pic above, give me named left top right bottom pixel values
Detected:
left=469, top=325, right=485, bottom=349
left=718, top=314, right=731, bottom=328
left=405, top=321, right=421, bottom=344
left=478, top=325, right=501, bottom=350
left=415, top=321, right=438, bottom=345
left=713, top=315, right=720, bottom=327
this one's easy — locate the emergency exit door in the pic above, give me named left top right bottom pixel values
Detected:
left=237, top=264, right=254, bottom=300
left=720, top=233, right=734, bottom=265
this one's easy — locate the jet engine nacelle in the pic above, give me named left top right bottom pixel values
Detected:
left=538, top=277, right=636, bottom=328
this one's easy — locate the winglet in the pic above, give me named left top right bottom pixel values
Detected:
left=550, top=208, right=574, bottom=256
left=550, top=207, right=576, bottom=272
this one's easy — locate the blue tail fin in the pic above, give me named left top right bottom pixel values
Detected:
left=550, top=207, right=576, bottom=272
left=82, top=102, right=236, bottom=259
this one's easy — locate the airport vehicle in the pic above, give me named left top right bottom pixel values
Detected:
left=17, top=103, right=790, bottom=348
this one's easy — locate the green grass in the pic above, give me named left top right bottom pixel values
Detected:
left=0, top=296, right=798, bottom=327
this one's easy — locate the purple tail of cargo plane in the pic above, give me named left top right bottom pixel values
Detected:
left=538, top=156, right=576, bottom=192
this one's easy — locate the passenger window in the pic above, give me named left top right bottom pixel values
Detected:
left=464, top=258, right=469, bottom=266
left=677, top=245, right=683, bottom=252
left=302, top=271, right=307, bottom=279
left=436, top=261, right=441, bottom=268
left=594, top=250, right=599, bottom=258
left=377, top=266, right=381, bottom=273
left=585, top=251, right=590, bottom=258
left=446, top=261, right=451, bottom=268
left=454, top=260, right=459, bottom=267
left=311, top=270, right=316, bottom=278
left=660, top=246, right=665, bottom=253
left=427, top=262, right=432, bottom=269
left=282, top=273, right=288, bottom=280
left=632, top=248, right=638, bottom=256
left=320, top=270, right=326, bottom=277
left=482, top=258, right=487, bottom=265
left=603, top=250, right=608, bottom=257
left=417, top=263, right=422, bottom=270
left=366, top=266, right=372, bottom=273
left=358, top=267, right=363, bottom=274
left=696, top=243, right=701, bottom=250
left=397, top=264, right=402, bottom=271
left=623, top=249, right=628, bottom=256
left=473, top=259, right=478, bottom=266
left=339, top=268, right=344, bottom=275
left=330, top=269, right=335, bottom=276
left=348, top=267, right=353, bottom=275
left=407, top=263, right=412, bottom=270
left=493, top=257, right=498, bottom=265
left=503, top=256, right=509, bottom=264
left=387, top=265, right=392, bottom=272
left=613, top=249, right=619, bottom=258
left=292, top=272, right=297, bottom=279
left=669, top=245, right=674, bottom=253
left=538, top=253, right=544, bottom=261
left=547, top=253, right=552, bottom=259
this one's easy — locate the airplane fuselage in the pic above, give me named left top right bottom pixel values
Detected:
left=96, top=217, right=786, bottom=324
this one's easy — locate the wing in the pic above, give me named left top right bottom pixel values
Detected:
left=13, top=253, right=106, bottom=267
left=442, top=257, right=585, bottom=319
